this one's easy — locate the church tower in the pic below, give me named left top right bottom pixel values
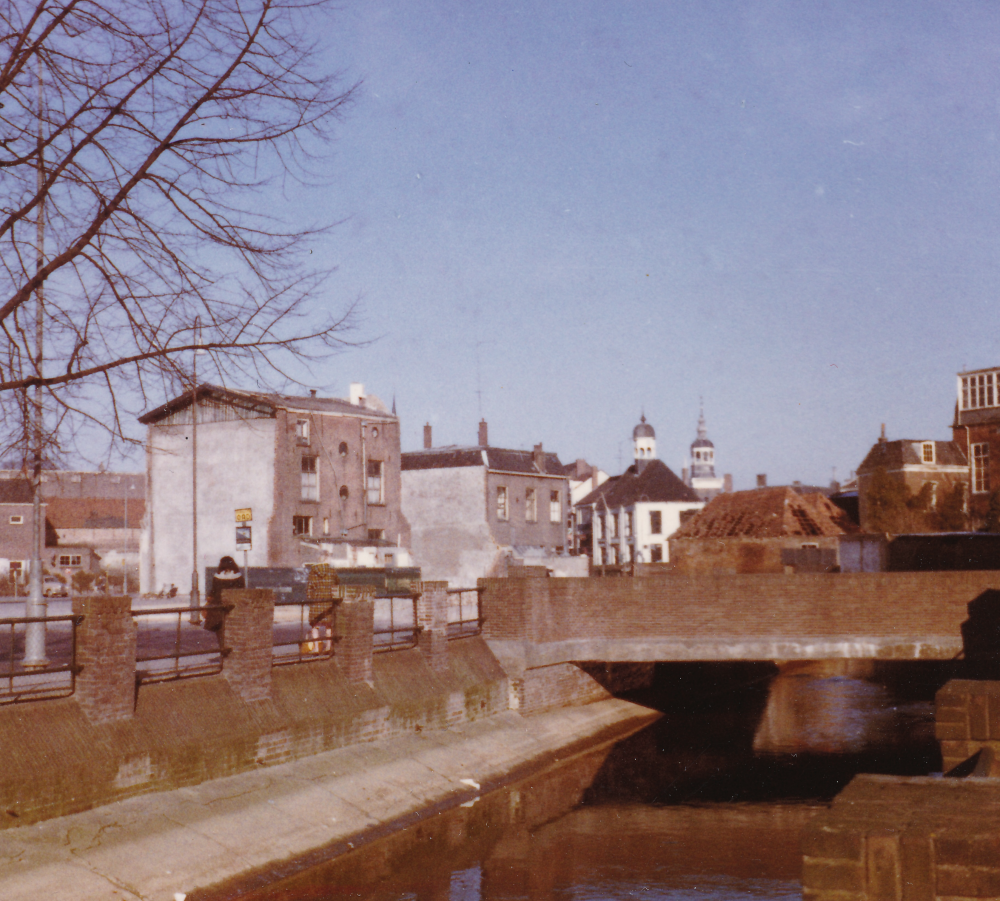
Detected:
left=633, top=414, right=656, bottom=473
left=687, top=406, right=726, bottom=500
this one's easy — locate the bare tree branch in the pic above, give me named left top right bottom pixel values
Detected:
left=0, top=0, right=363, bottom=460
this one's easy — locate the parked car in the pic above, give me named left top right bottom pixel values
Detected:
left=42, top=577, right=68, bottom=598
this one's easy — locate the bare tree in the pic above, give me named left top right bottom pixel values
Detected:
left=0, top=0, right=361, bottom=460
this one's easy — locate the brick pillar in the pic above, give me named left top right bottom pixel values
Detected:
left=417, top=581, right=449, bottom=676
left=73, top=595, right=136, bottom=724
left=338, top=587, right=374, bottom=684
left=222, top=589, right=274, bottom=702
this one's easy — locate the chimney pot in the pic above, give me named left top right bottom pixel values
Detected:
left=309, top=389, right=317, bottom=398
left=423, top=423, right=432, bottom=449
left=478, top=419, right=488, bottom=447
left=757, top=474, right=767, bottom=489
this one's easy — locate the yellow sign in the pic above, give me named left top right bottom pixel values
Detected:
left=235, top=508, right=252, bottom=522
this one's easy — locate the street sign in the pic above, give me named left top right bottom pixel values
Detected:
left=236, top=524, right=252, bottom=550
left=235, top=508, right=252, bottom=523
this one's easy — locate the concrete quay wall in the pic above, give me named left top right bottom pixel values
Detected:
left=0, top=699, right=658, bottom=901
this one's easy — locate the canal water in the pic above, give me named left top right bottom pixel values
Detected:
left=203, top=660, right=956, bottom=901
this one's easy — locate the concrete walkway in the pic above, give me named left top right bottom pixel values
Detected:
left=0, top=699, right=656, bottom=901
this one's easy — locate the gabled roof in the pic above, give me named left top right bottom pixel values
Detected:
left=139, top=384, right=396, bottom=425
left=401, top=446, right=564, bottom=476
left=672, top=486, right=859, bottom=539
left=857, top=439, right=967, bottom=474
left=45, top=497, right=146, bottom=530
left=576, top=459, right=700, bottom=508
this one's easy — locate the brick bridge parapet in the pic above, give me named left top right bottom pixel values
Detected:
left=479, top=570, right=1000, bottom=669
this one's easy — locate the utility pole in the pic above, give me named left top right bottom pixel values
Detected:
left=189, top=318, right=201, bottom=624
left=24, top=65, right=47, bottom=668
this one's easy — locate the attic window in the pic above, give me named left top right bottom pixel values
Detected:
left=922, top=442, right=935, bottom=464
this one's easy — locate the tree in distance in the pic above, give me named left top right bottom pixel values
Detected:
left=0, top=0, right=361, bottom=462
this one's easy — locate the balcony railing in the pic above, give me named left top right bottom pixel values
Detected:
left=0, top=613, right=84, bottom=703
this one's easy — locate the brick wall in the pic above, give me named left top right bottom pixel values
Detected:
left=222, top=589, right=274, bottom=701
left=338, top=588, right=375, bottom=683
left=935, top=679, right=1000, bottom=773
left=480, top=572, right=1000, bottom=647
left=72, top=595, right=136, bottom=724
left=417, top=581, right=450, bottom=676
left=803, top=774, right=1000, bottom=901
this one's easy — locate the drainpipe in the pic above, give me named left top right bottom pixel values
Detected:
left=361, top=420, right=368, bottom=539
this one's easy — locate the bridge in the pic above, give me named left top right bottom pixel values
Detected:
left=478, top=570, right=999, bottom=710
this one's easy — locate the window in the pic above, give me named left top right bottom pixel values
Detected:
left=301, top=456, right=319, bottom=501
left=371, top=426, right=379, bottom=439
left=922, top=442, right=935, bottom=464
left=366, top=460, right=383, bottom=505
left=497, top=486, right=508, bottom=521
left=650, top=511, right=662, bottom=534
left=58, top=554, right=82, bottom=567
left=296, top=418, right=310, bottom=446
left=973, top=443, right=990, bottom=494
left=610, top=514, right=618, bottom=538
left=962, top=372, right=998, bottom=410
left=650, top=545, right=663, bottom=563
left=368, top=528, right=385, bottom=541
left=8, top=515, right=22, bottom=525
left=550, top=490, right=561, bottom=523
left=9, top=561, right=22, bottom=579
left=598, top=514, right=605, bottom=539
left=339, top=485, right=349, bottom=500
left=292, top=515, right=313, bottom=536
left=339, top=441, right=348, bottom=457
left=323, top=517, right=330, bottom=535
left=626, top=512, right=633, bottom=538
left=525, top=487, right=537, bottom=522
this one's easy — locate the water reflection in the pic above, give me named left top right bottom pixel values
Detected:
left=196, top=661, right=954, bottom=901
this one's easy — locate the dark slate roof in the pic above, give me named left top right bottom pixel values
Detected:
left=0, top=480, right=33, bottom=504
left=139, top=384, right=397, bottom=425
left=632, top=416, right=655, bottom=439
left=857, top=439, right=967, bottom=474
left=673, top=487, right=859, bottom=539
left=401, top=446, right=564, bottom=475
left=691, top=437, right=714, bottom=449
left=575, top=459, right=699, bottom=507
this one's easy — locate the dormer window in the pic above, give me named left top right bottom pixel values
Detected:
left=296, top=418, right=310, bottom=446
left=960, top=371, right=999, bottom=411
left=922, top=442, right=935, bottom=464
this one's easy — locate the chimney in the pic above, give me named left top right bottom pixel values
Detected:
left=309, top=389, right=317, bottom=398
left=682, top=466, right=689, bottom=486
left=757, top=474, right=767, bottom=489
left=350, top=382, right=364, bottom=406
left=533, top=442, right=545, bottom=474
left=423, top=423, right=432, bottom=449
left=478, top=419, right=488, bottom=447
left=878, top=423, right=886, bottom=447
left=723, top=474, right=733, bottom=493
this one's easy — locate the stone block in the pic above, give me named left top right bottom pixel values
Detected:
left=936, top=864, right=1000, bottom=898
left=898, top=831, right=934, bottom=901
left=801, top=827, right=864, bottom=861
left=968, top=693, right=990, bottom=740
left=802, top=859, right=864, bottom=893
left=935, top=833, right=1000, bottom=867
left=865, top=830, right=901, bottom=901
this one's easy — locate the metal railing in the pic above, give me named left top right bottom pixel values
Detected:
left=133, top=604, right=231, bottom=685
left=272, top=599, right=340, bottom=665
left=374, top=595, right=418, bottom=651
left=446, top=587, right=482, bottom=638
left=0, top=613, right=84, bottom=703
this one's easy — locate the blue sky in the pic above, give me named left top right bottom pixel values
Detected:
left=185, top=2, right=1000, bottom=487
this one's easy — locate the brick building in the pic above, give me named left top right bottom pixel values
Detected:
left=400, top=420, right=575, bottom=586
left=140, top=383, right=409, bottom=595
left=669, top=486, right=858, bottom=574
left=953, top=365, right=1000, bottom=521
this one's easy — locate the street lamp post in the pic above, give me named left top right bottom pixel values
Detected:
left=189, top=320, right=202, bottom=624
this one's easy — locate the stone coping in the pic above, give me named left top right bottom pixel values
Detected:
left=0, top=699, right=657, bottom=901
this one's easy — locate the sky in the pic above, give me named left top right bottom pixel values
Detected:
left=140, top=2, right=1000, bottom=488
